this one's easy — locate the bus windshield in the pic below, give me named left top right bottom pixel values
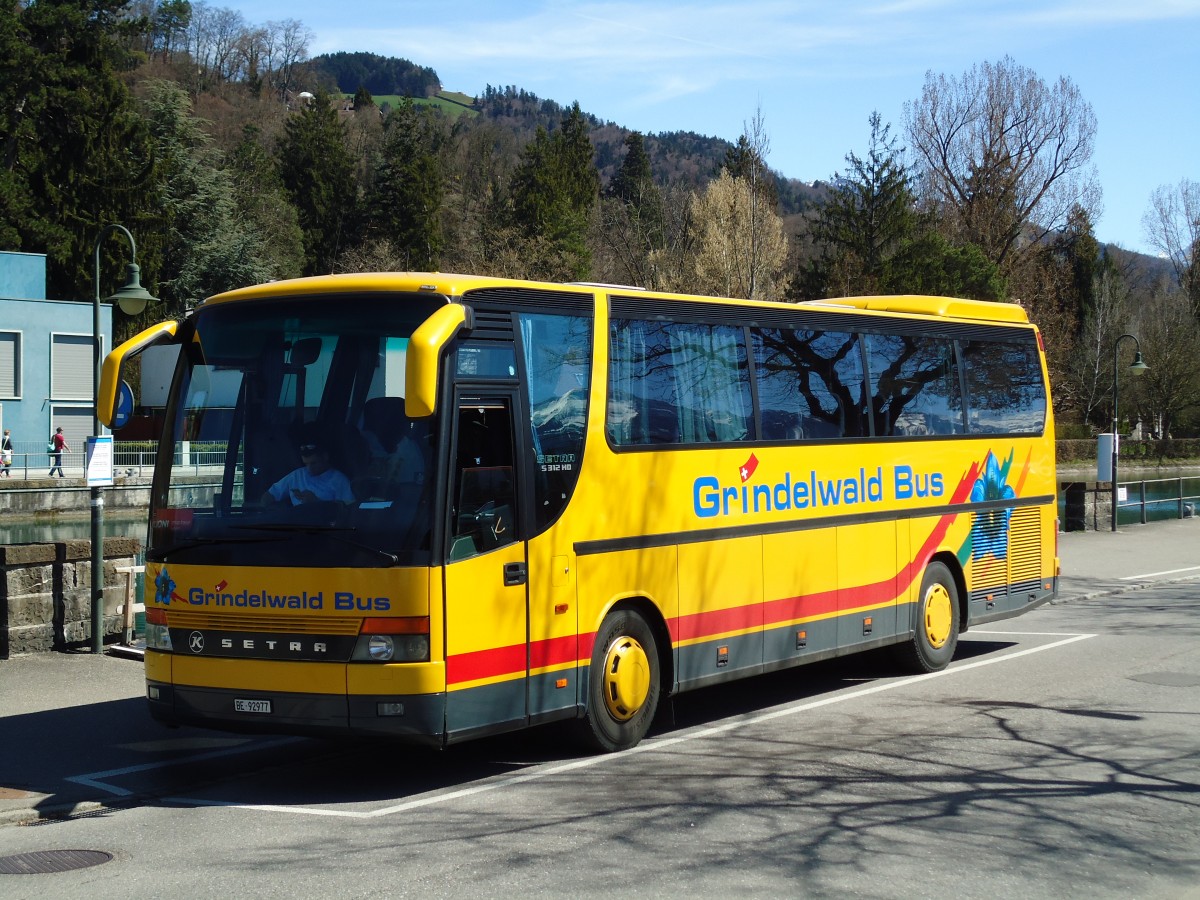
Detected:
left=149, top=293, right=446, bottom=568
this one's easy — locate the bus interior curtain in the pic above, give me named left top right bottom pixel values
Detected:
left=670, top=324, right=749, bottom=443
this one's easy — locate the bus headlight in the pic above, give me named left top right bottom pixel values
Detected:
left=352, top=617, right=430, bottom=662
left=368, top=635, right=393, bottom=661
left=145, top=608, right=173, bottom=651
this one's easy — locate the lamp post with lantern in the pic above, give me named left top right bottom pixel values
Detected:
left=91, top=225, right=157, bottom=653
left=1110, top=333, right=1149, bottom=533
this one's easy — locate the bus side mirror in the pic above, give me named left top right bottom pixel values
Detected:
left=405, top=304, right=471, bottom=418
left=99, top=321, right=179, bottom=427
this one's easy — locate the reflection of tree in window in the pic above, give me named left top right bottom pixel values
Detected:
left=755, top=328, right=867, bottom=439
left=962, top=339, right=1046, bottom=434
left=523, top=313, right=592, bottom=529
left=867, top=334, right=964, bottom=436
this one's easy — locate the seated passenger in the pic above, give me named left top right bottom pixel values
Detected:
left=262, top=430, right=354, bottom=506
left=363, top=398, right=428, bottom=489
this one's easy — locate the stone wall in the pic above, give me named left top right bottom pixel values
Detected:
left=0, top=538, right=140, bottom=658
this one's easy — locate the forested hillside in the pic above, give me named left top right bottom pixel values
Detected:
left=311, top=51, right=441, bottom=99
left=1, top=2, right=1197, bottom=436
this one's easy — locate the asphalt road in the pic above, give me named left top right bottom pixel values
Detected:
left=2, top=524, right=1200, bottom=898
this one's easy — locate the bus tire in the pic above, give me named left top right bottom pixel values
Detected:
left=577, top=609, right=661, bottom=753
left=895, top=561, right=960, bottom=674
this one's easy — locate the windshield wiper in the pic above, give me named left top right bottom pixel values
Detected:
left=146, top=535, right=281, bottom=562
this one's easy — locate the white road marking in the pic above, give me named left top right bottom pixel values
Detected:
left=970, top=630, right=1087, bottom=636
left=65, top=737, right=300, bottom=797
left=108, top=632, right=1092, bottom=818
left=1119, top=565, right=1200, bottom=580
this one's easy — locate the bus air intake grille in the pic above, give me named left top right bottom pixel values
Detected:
left=1007, top=507, right=1042, bottom=583
left=970, top=510, right=1008, bottom=591
left=165, top=611, right=361, bottom=634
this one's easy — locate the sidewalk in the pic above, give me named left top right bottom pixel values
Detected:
left=1, top=517, right=1198, bottom=827
left=1054, top=516, right=1200, bottom=600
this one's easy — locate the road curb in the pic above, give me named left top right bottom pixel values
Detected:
left=1053, top=572, right=1200, bottom=605
left=0, top=799, right=107, bottom=828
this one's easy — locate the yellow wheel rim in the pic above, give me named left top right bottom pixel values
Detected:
left=924, top=583, right=953, bottom=650
left=602, top=635, right=651, bottom=722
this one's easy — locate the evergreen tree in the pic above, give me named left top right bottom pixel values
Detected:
left=804, top=112, right=914, bottom=296
left=365, top=98, right=445, bottom=269
left=596, top=132, right=666, bottom=288
left=884, top=233, right=1006, bottom=301
left=1060, top=205, right=1100, bottom=321
left=507, top=103, right=599, bottom=279
left=798, top=112, right=1005, bottom=302
left=352, top=86, right=375, bottom=111
left=0, top=0, right=162, bottom=300
left=276, top=89, right=360, bottom=276
left=720, top=133, right=777, bottom=207
left=228, top=125, right=305, bottom=281
left=608, top=132, right=655, bottom=205
left=140, top=80, right=283, bottom=320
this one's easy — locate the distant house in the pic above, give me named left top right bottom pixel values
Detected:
left=0, top=250, right=113, bottom=457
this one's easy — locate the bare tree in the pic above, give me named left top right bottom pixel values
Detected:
left=1065, top=263, right=1133, bottom=430
left=208, top=7, right=247, bottom=84
left=1133, top=285, right=1200, bottom=439
left=688, top=170, right=789, bottom=300
left=1142, top=178, right=1200, bottom=314
left=644, top=183, right=700, bottom=293
left=235, top=26, right=271, bottom=92
left=904, top=56, right=1100, bottom=271
left=266, top=19, right=313, bottom=102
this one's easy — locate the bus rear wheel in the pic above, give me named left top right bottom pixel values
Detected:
left=577, top=609, right=661, bottom=752
left=894, top=561, right=960, bottom=674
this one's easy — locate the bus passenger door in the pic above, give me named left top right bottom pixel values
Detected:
left=443, top=393, right=529, bottom=739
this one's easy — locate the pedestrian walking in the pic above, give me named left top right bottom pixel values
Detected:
left=1, top=428, right=12, bottom=477
left=48, top=426, right=69, bottom=477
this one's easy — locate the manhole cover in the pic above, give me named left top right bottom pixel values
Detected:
left=0, top=850, right=114, bottom=875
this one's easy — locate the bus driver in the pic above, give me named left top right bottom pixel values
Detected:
left=262, top=430, right=354, bottom=507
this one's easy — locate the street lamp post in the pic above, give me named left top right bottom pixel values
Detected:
left=91, top=225, right=157, bottom=654
left=1110, top=333, right=1149, bottom=533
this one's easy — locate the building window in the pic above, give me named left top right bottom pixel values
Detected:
left=51, top=333, right=96, bottom=400
left=0, top=331, right=19, bottom=398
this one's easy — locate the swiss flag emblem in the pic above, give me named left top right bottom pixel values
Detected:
left=739, top=454, right=759, bottom=483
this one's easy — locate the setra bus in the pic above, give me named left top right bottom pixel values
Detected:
left=101, top=273, right=1059, bottom=751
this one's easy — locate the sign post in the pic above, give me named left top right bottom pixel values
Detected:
left=86, top=435, right=114, bottom=488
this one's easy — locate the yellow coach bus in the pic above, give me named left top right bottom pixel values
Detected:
left=101, top=273, right=1058, bottom=752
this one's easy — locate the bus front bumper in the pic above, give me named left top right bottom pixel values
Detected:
left=147, top=679, right=446, bottom=744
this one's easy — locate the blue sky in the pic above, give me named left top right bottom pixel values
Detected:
left=223, top=0, right=1198, bottom=255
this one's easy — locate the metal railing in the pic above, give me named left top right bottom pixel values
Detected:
left=0, top=441, right=235, bottom=481
left=1, top=442, right=157, bottom=480
left=1119, top=476, right=1200, bottom=525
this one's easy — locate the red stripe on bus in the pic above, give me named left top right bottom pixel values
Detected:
left=530, top=634, right=579, bottom=670
left=446, top=643, right=526, bottom=684
left=450, top=462, right=987, bottom=685
left=677, top=603, right=763, bottom=642
left=448, top=634, right=581, bottom=685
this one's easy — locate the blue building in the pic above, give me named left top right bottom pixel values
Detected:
left=0, top=250, right=113, bottom=465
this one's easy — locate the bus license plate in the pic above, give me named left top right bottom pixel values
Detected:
left=234, top=698, right=272, bottom=714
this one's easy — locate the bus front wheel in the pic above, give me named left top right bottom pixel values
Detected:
left=895, top=561, right=960, bottom=674
left=578, top=609, right=661, bottom=752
